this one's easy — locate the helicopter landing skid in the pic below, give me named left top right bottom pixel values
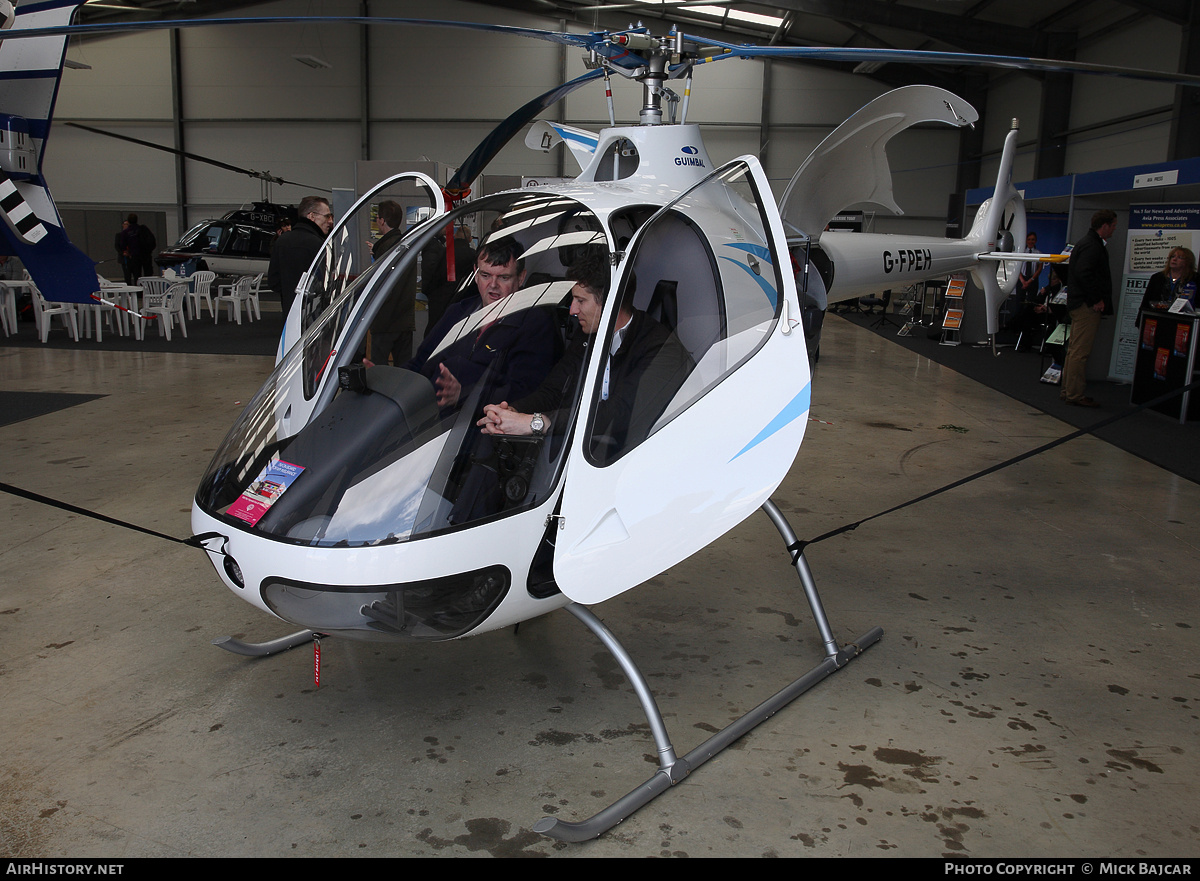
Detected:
left=533, top=499, right=883, bottom=842
left=212, top=629, right=314, bottom=657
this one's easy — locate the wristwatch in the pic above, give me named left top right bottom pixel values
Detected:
left=530, top=413, right=547, bottom=436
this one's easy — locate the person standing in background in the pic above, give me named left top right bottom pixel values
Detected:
left=1062, top=210, right=1117, bottom=408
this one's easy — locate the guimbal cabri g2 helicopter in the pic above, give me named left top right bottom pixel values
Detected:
left=5, top=4, right=1199, bottom=842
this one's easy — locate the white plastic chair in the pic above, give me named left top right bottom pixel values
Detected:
left=142, top=281, right=189, bottom=341
left=136, top=277, right=171, bottom=338
left=245, top=272, right=264, bottom=320
left=187, top=270, right=217, bottom=319
left=138, top=276, right=171, bottom=307
left=80, top=292, right=120, bottom=342
left=96, top=274, right=134, bottom=337
left=31, top=284, right=79, bottom=343
left=214, top=275, right=253, bottom=324
left=0, top=281, right=14, bottom=337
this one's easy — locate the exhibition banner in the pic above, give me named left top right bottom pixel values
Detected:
left=1109, top=204, right=1200, bottom=381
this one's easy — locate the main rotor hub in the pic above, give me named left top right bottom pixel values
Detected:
left=591, top=30, right=700, bottom=126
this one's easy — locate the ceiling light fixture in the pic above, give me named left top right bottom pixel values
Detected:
left=293, top=54, right=332, bottom=70
left=854, top=61, right=885, bottom=75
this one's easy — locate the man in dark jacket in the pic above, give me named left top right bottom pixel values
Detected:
left=421, top=222, right=477, bottom=338
left=369, top=199, right=405, bottom=261
left=117, top=214, right=154, bottom=283
left=1062, top=209, right=1117, bottom=407
left=268, top=195, right=333, bottom=319
left=478, top=254, right=692, bottom=463
left=368, top=200, right=414, bottom=365
left=404, top=238, right=556, bottom=412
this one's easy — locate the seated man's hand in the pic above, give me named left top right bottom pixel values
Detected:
left=478, top=402, right=536, bottom=436
left=477, top=402, right=510, bottom=433
left=435, top=363, right=462, bottom=408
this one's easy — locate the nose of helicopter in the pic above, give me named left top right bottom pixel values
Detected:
left=193, top=499, right=516, bottom=642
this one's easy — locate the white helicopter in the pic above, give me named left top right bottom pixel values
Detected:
left=5, top=5, right=1198, bottom=842
left=188, top=42, right=1082, bottom=842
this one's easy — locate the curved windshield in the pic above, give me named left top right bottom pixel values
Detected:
left=174, top=221, right=230, bottom=254
left=197, top=191, right=610, bottom=548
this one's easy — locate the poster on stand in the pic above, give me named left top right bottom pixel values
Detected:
left=1110, top=205, right=1200, bottom=381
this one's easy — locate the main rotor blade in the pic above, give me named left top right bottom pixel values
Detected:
left=12, top=14, right=1195, bottom=89
left=689, top=37, right=1200, bottom=88
left=445, top=68, right=605, bottom=195
left=62, top=122, right=330, bottom=192
left=0, top=15, right=607, bottom=50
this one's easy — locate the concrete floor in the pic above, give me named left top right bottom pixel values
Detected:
left=2, top=316, right=1197, bottom=858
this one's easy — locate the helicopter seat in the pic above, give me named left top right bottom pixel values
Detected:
left=643, top=276, right=723, bottom=371
left=629, top=208, right=728, bottom=369
left=645, top=278, right=678, bottom=331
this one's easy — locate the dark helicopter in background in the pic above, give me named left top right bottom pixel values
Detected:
left=153, top=202, right=294, bottom=277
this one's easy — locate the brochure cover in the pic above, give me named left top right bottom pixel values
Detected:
left=1046, top=323, right=1070, bottom=346
left=1142, top=318, right=1157, bottom=350
left=1154, top=347, right=1170, bottom=381
left=227, top=459, right=305, bottom=527
left=943, top=308, right=963, bottom=329
left=1174, top=322, right=1191, bottom=358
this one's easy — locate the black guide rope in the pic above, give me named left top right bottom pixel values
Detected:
left=785, top=377, right=1200, bottom=564
left=2, top=381, right=1196, bottom=563
left=0, top=480, right=227, bottom=554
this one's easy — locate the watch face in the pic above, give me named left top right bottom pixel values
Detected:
left=531, top=415, right=545, bottom=434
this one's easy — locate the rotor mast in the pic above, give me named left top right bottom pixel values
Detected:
left=597, top=28, right=697, bottom=126
left=639, top=51, right=670, bottom=125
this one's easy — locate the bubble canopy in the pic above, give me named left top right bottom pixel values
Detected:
left=195, top=190, right=611, bottom=548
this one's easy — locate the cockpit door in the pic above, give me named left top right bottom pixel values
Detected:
left=553, top=158, right=812, bottom=604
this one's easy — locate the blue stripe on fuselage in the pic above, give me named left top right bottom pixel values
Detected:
left=729, top=382, right=811, bottom=462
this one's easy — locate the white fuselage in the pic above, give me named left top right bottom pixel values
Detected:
left=818, top=230, right=986, bottom=300
left=195, top=126, right=808, bottom=642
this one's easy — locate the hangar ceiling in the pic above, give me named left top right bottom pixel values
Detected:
left=73, top=0, right=1197, bottom=93
left=60, top=0, right=1200, bottom=191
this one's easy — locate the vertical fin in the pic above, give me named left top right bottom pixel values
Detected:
left=966, top=120, right=1026, bottom=335
left=0, top=2, right=99, bottom=302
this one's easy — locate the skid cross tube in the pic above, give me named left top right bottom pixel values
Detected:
left=212, top=629, right=314, bottom=657
left=534, top=499, right=883, bottom=842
